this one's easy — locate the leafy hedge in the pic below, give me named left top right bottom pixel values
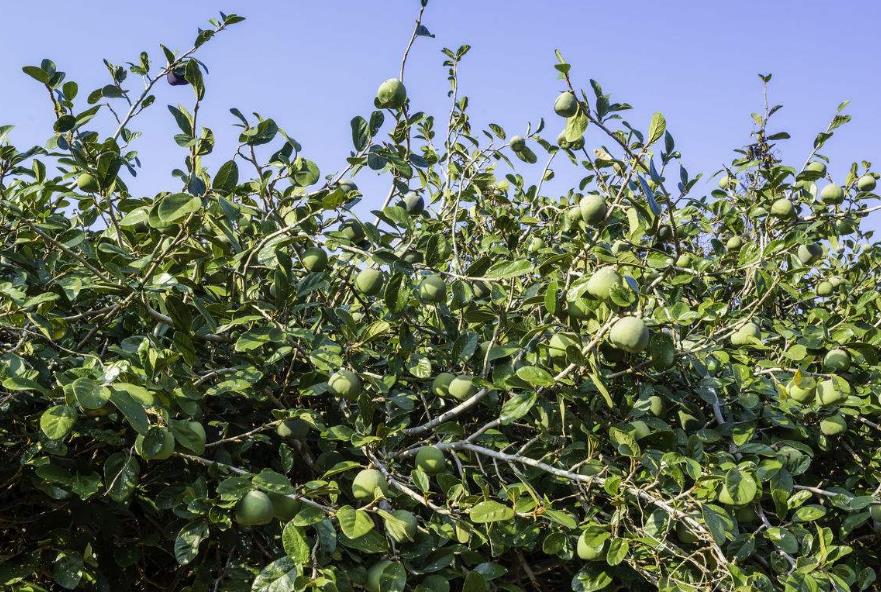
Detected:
left=2, top=6, right=881, bottom=592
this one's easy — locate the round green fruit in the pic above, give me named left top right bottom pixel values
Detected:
left=770, top=197, right=796, bottom=219
left=509, top=135, right=526, bottom=151
left=828, top=276, right=845, bottom=288
left=609, top=317, right=650, bottom=353
left=719, top=175, right=733, bottom=189
left=415, top=446, right=446, bottom=474
left=805, top=161, right=826, bottom=176
left=823, top=348, right=850, bottom=372
left=726, top=236, right=743, bottom=251
left=376, top=78, right=407, bottom=109
left=276, top=419, right=310, bottom=439
left=366, top=560, right=394, bottom=592
left=857, top=174, right=876, bottom=192
left=268, top=492, right=300, bottom=522
left=235, top=490, right=274, bottom=526
left=328, top=368, right=362, bottom=399
left=554, top=91, right=578, bottom=117
left=557, top=132, right=584, bottom=150
left=579, top=194, right=607, bottom=224
left=431, top=372, right=455, bottom=397
left=302, top=247, right=328, bottom=272
left=352, top=468, right=389, bottom=500
left=387, top=509, right=418, bottom=543
left=820, top=184, right=845, bottom=205
left=649, top=332, right=676, bottom=370
left=730, top=322, right=760, bottom=346
left=820, top=414, right=847, bottom=436
left=355, top=268, right=384, bottom=296
left=548, top=332, right=580, bottom=359
left=338, top=220, right=364, bottom=242
left=447, top=374, right=477, bottom=400
left=816, top=379, right=845, bottom=406
left=816, top=281, right=833, bottom=297
left=797, top=243, right=822, bottom=265
left=787, top=377, right=816, bottom=404
left=77, top=173, right=99, bottom=193
left=527, top=236, right=544, bottom=253
left=134, top=429, right=175, bottom=461
left=402, top=192, right=424, bottom=215
left=586, top=266, right=620, bottom=300
left=418, top=274, right=447, bottom=303
left=576, top=530, right=606, bottom=560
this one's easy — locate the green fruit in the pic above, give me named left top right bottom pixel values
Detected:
left=510, top=135, right=526, bottom=151
left=276, top=419, right=309, bottom=439
left=805, top=161, right=827, bottom=176
left=797, top=243, right=822, bottom=265
left=857, top=174, right=876, bottom=192
left=352, top=468, right=389, bottom=500
left=328, top=368, right=362, bottom=399
left=355, top=268, right=384, bottom=296
left=816, top=379, right=845, bottom=406
left=235, top=490, right=274, bottom=526
left=576, top=530, right=607, bottom=560
left=730, top=322, right=760, bottom=346
left=816, top=281, right=833, bottom=297
left=655, top=224, right=673, bottom=242
left=557, top=132, right=584, bottom=150
left=820, top=413, right=847, bottom=436
left=302, top=247, right=328, bottom=272
left=419, top=575, right=450, bottom=592
left=387, top=509, right=418, bottom=542
left=527, top=237, right=544, bottom=253
left=609, top=317, right=650, bottom=353
left=447, top=374, right=477, bottom=400
left=820, top=184, right=845, bottom=205
left=870, top=504, right=881, bottom=522
left=586, top=266, right=620, bottom=300
left=719, top=175, right=733, bottom=189
left=705, top=356, right=720, bottom=374
left=268, top=492, right=300, bottom=522
left=402, top=192, right=424, bottom=215
left=579, top=194, right=607, bottom=224
left=415, top=446, right=446, bottom=474
left=828, top=276, right=845, bottom=288
left=726, top=236, right=743, bottom=251
left=77, top=173, right=99, bottom=193
left=134, top=429, right=175, bottom=461
left=649, top=332, right=676, bottom=370
left=787, top=377, right=816, bottom=403
left=431, top=373, right=455, bottom=397
left=823, top=348, right=850, bottom=372
left=338, top=220, right=364, bottom=242
left=554, top=91, right=578, bottom=117
left=376, top=78, right=407, bottom=109
left=548, top=332, right=580, bottom=359
left=418, top=274, right=447, bottom=303
left=770, top=197, right=796, bottom=219
left=676, top=253, right=693, bottom=268
left=366, top=560, right=399, bottom=592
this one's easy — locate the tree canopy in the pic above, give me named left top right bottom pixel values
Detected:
left=2, top=6, right=881, bottom=592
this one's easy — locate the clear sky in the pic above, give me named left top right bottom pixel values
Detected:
left=1, top=1, right=879, bottom=230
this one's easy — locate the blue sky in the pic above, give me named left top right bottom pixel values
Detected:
left=1, top=1, right=879, bottom=229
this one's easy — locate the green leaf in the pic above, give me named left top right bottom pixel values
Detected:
left=564, top=109, right=589, bottom=143
left=174, top=521, right=209, bottom=565
left=469, top=500, right=515, bottom=523
left=605, top=538, right=628, bottom=565
left=103, top=452, right=140, bottom=502
left=724, top=468, right=758, bottom=505
left=647, top=112, right=666, bottom=145
left=793, top=504, right=827, bottom=522
left=571, top=565, right=613, bottom=592
left=212, top=160, right=239, bottom=193
left=70, top=377, right=109, bottom=410
left=484, top=259, right=533, bottom=279
left=251, top=556, right=300, bottom=591
left=40, top=405, right=77, bottom=439
left=109, top=388, right=149, bottom=434
left=515, top=365, right=555, bottom=387
left=157, top=193, right=201, bottom=223
left=282, top=522, right=310, bottom=565
left=336, top=505, right=375, bottom=539
left=499, top=390, right=537, bottom=424
left=253, top=469, right=294, bottom=495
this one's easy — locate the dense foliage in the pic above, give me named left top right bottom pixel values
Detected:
left=2, top=6, right=881, bottom=592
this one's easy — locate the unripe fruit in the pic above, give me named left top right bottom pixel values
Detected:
left=823, top=348, right=850, bottom=372
left=579, top=194, right=607, bottom=224
left=787, top=377, right=816, bottom=404
left=816, top=379, right=845, bottom=406
left=447, top=374, right=477, bottom=400
left=387, top=510, right=418, bottom=543
left=730, top=322, right=760, bottom=346
left=609, top=317, right=650, bottom=353
left=134, top=429, right=175, bottom=461
left=586, top=266, right=620, bottom=300
left=557, top=132, right=584, bottom=150
left=268, top=492, right=300, bottom=522
left=415, top=446, right=446, bottom=474
left=655, top=224, right=673, bottom=242
left=797, top=243, right=822, bottom=265
left=649, top=332, right=676, bottom=370
left=418, top=274, right=446, bottom=303
left=719, top=175, right=733, bottom=189
left=805, top=161, right=826, bottom=176
left=431, top=373, right=455, bottom=397
left=235, top=490, right=274, bottom=526
left=576, top=531, right=606, bottom=560
left=554, top=91, right=578, bottom=117
left=816, top=281, right=833, bottom=297
left=820, top=413, right=847, bottom=436
left=366, top=560, right=394, bottom=592
left=857, top=174, right=876, bottom=192
left=548, top=332, right=580, bottom=359
left=352, top=468, right=389, bottom=500
left=77, top=173, right=99, bottom=193
left=338, top=220, right=364, bottom=242
left=828, top=276, right=845, bottom=288
left=402, top=192, right=425, bottom=215
left=509, top=135, right=526, bottom=151
left=726, top=236, right=743, bottom=251
left=276, top=419, right=310, bottom=439
left=328, top=369, right=362, bottom=399
left=820, top=184, right=845, bottom=205
left=302, top=247, right=328, bottom=272
left=376, top=78, right=407, bottom=109
left=355, top=268, right=384, bottom=296
left=527, top=237, right=544, bottom=253
left=770, top=198, right=796, bottom=219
